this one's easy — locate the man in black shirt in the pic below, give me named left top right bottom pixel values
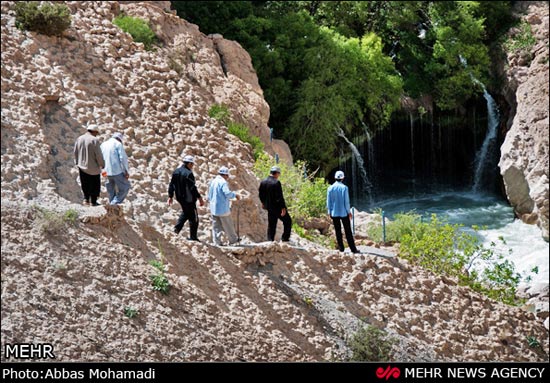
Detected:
left=259, top=166, right=292, bottom=242
left=168, top=155, right=204, bottom=241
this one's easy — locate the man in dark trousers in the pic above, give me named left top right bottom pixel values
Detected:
left=74, top=124, right=105, bottom=206
left=327, top=171, right=359, bottom=253
left=168, top=155, right=204, bottom=241
left=259, top=166, right=292, bottom=242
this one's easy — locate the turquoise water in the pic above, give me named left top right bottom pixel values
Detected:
left=356, top=189, right=549, bottom=287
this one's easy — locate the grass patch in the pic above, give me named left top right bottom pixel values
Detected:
left=504, top=20, right=536, bottom=53
left=34, top=206, right=79, bottom=235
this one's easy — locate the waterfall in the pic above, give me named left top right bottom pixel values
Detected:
left=410, top=112, right=415, bottom=178
left=362, top=122, right=376, bottom=181
left=460, top=56, right=501, bottom=192
left=338, top=129, right=373, bottom=204
left=472, top=90, right=500, bottom=192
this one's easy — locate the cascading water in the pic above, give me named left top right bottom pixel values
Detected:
left=338, top=129, right=373, bottom=205
left=472, top=91, right=500, bottom=192
left=362, top=122, right=377, bottom=183
left=460, top=56, right=501, bottom=192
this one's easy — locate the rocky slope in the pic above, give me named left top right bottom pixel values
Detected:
left=499, top=1, right=549, bottom=241
left=1, top=1, right=548, bottom=361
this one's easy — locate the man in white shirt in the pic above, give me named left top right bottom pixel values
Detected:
left=208, top=166, right=240, bottom=245
left=100, top=132, right=131, bottom=205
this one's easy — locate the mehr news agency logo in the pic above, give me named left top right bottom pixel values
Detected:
left=375, top=365, right=546, bottom=381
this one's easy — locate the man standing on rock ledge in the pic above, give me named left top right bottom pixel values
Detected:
left=74, top=124, right=105, bottom=206
left=100, top=132, right=131, bottom=205
left=207, top=166, right=240, bottom=246
left=327, top=171, right=359, bottom=254
left=259, top=166, right=292, bottom=242
left=168, top=155, right=204, bottom=241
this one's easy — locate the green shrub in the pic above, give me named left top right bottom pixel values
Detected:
left=367, top=210, right=422, bottom=243
left=504, top=20, right=536, bottom=52
left=228, top=122, right=265, bottom=160
left=34, top=207, right=78, bottom=235
left=368, top=212, right=525, bottom=305
left=149, top=259, right=165, bottom=272
left=63, top=208, right=79, bottom=224
left=113, top=15, right=157, bottom=50
left=149, top=258, right=170, bottom=295
left=150, top=273, right=170, bottom=294
left=348, top=325, right=396, bottom=361
left=209, top=104, right=265, bottom=160
left=254, top=152, right=328, bottom=221
left=208, top=104, right=231, bottom=125
left=15, top=1, right=71, bottom=36
left=123, top=306, right=139, bottom=318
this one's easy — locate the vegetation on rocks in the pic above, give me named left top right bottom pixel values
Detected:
left=113, top=14, right=157, bottom=50
left=34, top=207, right=78, bottom=235
left=149, top=245, right=170, bottom=295
left=348, top=325, right=396, bottom=361
left=254, top=152, right=328, bottom=222
left=368, top=212, right=527, bottom=305
left=209, top=104, right=264, bottom=160
left=14, top=1, right=71, bottom=36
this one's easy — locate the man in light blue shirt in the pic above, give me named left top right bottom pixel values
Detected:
left=100, top=132, right=131, bottom=205
left=208, top=166, right=240, bottom=245
left=327, top=171, right=359, bottom=253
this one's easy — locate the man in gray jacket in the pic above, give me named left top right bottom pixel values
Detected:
left=74, top=124, right=105, bottom=206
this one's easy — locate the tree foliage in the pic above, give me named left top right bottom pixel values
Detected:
left=171, top=1, right=513, bottom=169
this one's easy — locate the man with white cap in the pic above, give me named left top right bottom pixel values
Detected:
left=74, top=123, right=105, bottom=206
left=168, top=155, right=205, bottom=241
left=259, top=165, right=292, bottom=242
left=207, top=166, right=240, bottom=245
left=327, top=170, right=359, bottom=253
left=100, top=132, right=131, bottom=205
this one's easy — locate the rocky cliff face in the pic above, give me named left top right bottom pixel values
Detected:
left=499, top=1, right=549, bottom=241
left=1, top=1, right=548, bottom=362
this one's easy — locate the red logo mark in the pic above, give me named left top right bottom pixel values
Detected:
left=376, top=366, right=401, bottom=380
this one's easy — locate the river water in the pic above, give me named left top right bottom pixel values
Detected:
left=355, top=187, right=549, bottom=287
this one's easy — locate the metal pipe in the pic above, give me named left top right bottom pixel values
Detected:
left=351, top=207, right=355, bottom=235
left=382, top=210, right=386, bottom=243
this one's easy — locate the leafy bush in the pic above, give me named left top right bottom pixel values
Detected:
left=15, top=1, right=71, bottom=36
left=123, top=306, right=138, bottom=318
left=368, top=212, right=525, bottom=305
left=254, top=152, right=328, bottom=221
left=504, top=20, right=536, bottom=52
left=208, top=104, right=265, bottom=160
left=367, top=210, right=421, bottom=243
left=113, top=15, right=157, bottom=50
left=63, top=209, right=79, bottom=224
left=348, top=325, right=396, bottom=361
left=149, top=258, right=170, bottom=295
left=208, top=104, right=231, bottom=125
left=150, top=273, right=170, bottom=294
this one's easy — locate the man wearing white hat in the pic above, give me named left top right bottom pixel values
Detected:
left=327, top=170, right=359, bottom=253
left=74, top=124, right=105, bottom=206
left=168, top=155, right=205, bottom=240
left=207, top=166, right=240, bottom=245
left=100, top=132, right=131, bottom=205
